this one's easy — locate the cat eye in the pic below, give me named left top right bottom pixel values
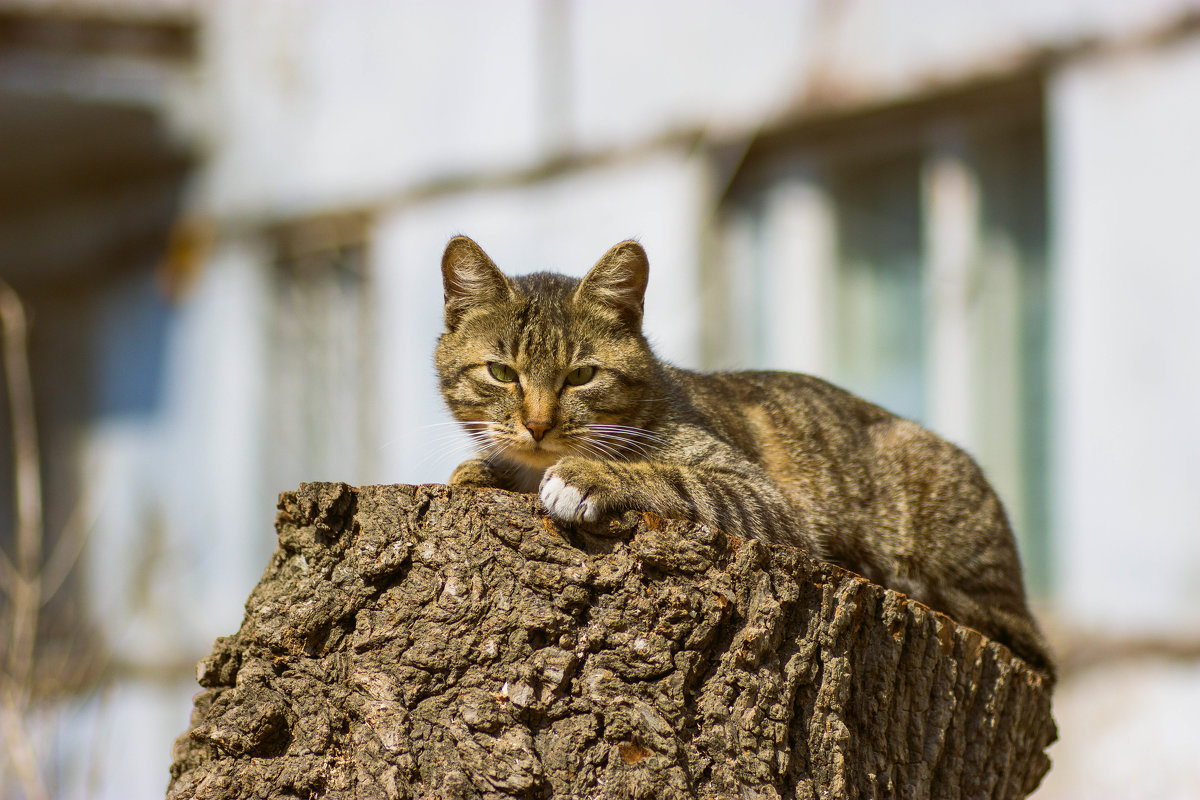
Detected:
left=488, top=362, right=518, bottom=382
left=564, top=366, right=596, bottom=386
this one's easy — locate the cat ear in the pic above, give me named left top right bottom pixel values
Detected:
left=441, top=236, right=511, bottom=329
left=576, top=240, right=649, bottom=328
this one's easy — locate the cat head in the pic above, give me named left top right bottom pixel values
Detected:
left=435, top=236, right=660, bottom=471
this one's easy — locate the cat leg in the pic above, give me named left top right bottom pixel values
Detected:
left=449, top=458, right=506, bottom=489
left=539, top=456, right=807, bottom=549
left=922, top=583, right=1056, bottom=681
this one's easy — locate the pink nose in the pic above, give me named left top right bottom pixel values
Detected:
left=525, top=421, right=552, bottom=441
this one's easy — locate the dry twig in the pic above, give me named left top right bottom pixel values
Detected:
left=0, top=280, right=51, bottom=800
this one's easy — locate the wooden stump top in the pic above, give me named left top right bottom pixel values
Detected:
left=168, top=482, right=1055, bottom=799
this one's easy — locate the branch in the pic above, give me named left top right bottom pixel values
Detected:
left=0, top=280, right=50, bottom=800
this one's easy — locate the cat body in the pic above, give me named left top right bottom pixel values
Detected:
left=436, top=235, right=1054, bottom=678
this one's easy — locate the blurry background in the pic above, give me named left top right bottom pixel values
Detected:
left=1, top=0, right=1198, bottom=797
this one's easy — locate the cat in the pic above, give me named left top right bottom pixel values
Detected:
left=435, top=235, right=1054, bottom=679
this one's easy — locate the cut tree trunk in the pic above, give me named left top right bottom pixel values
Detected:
left=167, top=483, right=1055, bottom=800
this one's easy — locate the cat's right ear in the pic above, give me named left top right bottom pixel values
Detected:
left=441, top=236, right=511, bottom=330
left=576, top=240, right=650, bottom=330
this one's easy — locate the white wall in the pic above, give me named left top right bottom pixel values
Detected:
left=84, top=235, right=274, bottom=661
left=1049, top=35, right=1200, bottom=634
left=567, top=0, right=812, bottom=147
left=189, top=0, right=1200, bottom=220
left=199, top=0, right=546, bottom=216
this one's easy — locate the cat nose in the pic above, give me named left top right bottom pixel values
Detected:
left=525, top=421, right=552, bottom=441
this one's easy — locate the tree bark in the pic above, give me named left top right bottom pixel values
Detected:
left=167, top=482, right=1055, bottom=800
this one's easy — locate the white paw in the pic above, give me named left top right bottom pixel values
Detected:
left=539, top=475, right=599, bottom=523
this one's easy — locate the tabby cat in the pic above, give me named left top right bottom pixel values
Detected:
left=436, top=235, right=1053, bottom=678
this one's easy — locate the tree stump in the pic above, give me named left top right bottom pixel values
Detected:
left=167, top=483, right=1055, bottom=800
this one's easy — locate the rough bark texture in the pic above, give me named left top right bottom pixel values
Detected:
left=167, top=483, right=1055, bottom=800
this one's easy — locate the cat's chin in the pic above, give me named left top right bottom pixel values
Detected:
left=501, top=447, right=562, bottom=471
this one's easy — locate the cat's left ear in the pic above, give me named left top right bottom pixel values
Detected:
left=441, top=236, right=512, bottom=330
left=576, top=240, right=649, bottom=329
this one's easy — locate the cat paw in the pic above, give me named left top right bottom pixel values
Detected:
left=449, top=458, right=502, bottom=489
left=539, top=474, right=601, bottom=523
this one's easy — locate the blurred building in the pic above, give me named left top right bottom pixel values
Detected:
left=1, top=1, right=1198, bottom=797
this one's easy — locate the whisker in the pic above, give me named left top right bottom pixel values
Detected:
left=586, top=423, right=666, bottom=440
left=412, top=420, right=493, bottom=435
left=569, top=438, right=623, bottom=463
left=382, top=430, right=470, bottom=455
left=577, top=437, right=625, bottom=461
left=585, top=426, right=667, bottom=446
left=412, top=445, right=472, bottom=476
left=413, top=432, right=488, bottom=464
left=410, top=424, right=504, bottom=475
left=414, top=433, right=489, bottom=456
left=589, top=429, right=664, bottom=448
left=571, top=428, right=661, bottom=462
left=594, top=438, right=656, bottom=460
left=584, top=425, right=665, bottom=459
left=394, top=421, right=495, bottom=449
left=591, top=433, right=644, bottom=455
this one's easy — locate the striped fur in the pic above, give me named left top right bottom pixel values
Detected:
left=435, top=236, right=1054, bottom=679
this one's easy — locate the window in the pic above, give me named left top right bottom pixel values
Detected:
left=832, top=152, right=925, bottom=422
left=715, top=78, right=1051, bottom=592
left=267, top=214, right=375, bottom=490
